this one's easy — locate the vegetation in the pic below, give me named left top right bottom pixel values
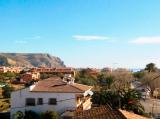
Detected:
left=14, top=111, right=24, bottom=119
left=119, top=89, right=144, bottom=115
left=97, top=73, right=113, bottom=90
left=41, top=110, right=58, bottom=119
left=0, top=72, right=19, bottom=82
left=91, top=89, right=145, bottom=115
left=14, top=110, right=58, bottom=119
left=145, top=63, right=157, bottom=72
left=0, top=98, right=10, bottom=112
left=75, top=69, right=97, bottom=86
left=76, top=64, right=160, bottom=116
left=24, top=110, right=40, bottom=119
left=2, top=85, right=14, bottom=98
left=133, top=71, right=145, bottom=79
left=141, top=72, right=160, bottom=94
left=1, top=62, right=160, bottom=117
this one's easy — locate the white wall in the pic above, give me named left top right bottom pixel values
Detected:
left=11, top=88, right=78, bottom=119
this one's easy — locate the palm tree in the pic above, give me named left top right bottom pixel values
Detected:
left=119, top=89, right=145, bottom=115
left=91, top=89, right=145, bottom=115
left=97, top=73, right=113, bottom=90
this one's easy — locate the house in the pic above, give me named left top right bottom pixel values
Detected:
left=11, top=72, right=40, bottom=84
left=101, top=67, right=113, bottom=73
left=10, top=76, right=93, bottom=119
left=30, top=67, right=76, bottom=77
left=0, top=67, right=5, bottom=73
left=21, top=72, right=40, bottom=82
left=130, top=81, right=151, bottom=99
left=0, top=66, right=23, bottom=73
left=88, top=68, right=101, bottom=76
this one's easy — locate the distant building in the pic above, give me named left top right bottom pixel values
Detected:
left=0, top=66, right=23, bottom=73
left=30, top=67, right=76, bottom=77
left=86, top=68, right=101, bottom=76
left=130, top=81, right=151, bottom=99
left=114, top=68, right=130, bottom=72
left=11, top=76, right=93, bottom=119
left=21, top=72, right=40, bottom=83
left=101, top=67, right=112, bottom=72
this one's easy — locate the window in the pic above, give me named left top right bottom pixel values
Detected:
left=37, top=98, right=43, bottom=105
left=26, top=98, right=35, bottom=106
left=49, top=98, right=57, bottom=105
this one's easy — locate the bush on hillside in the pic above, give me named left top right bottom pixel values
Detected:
left=41, top=110, right=58, bottom=119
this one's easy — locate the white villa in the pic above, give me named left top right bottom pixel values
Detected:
left=130, top=80, right=151, bottom=99
left=11, top=76, right=93, bottom=119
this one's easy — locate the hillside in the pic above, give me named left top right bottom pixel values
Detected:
left=0, top=53, right=65, bottom=67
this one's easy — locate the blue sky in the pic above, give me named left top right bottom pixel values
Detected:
left=0, top=0, right=160, bottom=68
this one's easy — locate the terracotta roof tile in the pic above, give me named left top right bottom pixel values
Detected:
left=30, top=77, right=92, bottom=93
left=119, top=109, right=151, bottom=119
left=72, top=105, right=126, bottom=119
left=71, top=83, right=92, bottom=92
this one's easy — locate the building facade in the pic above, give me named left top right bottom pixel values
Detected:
left=11, top=77, right=92, bottom=119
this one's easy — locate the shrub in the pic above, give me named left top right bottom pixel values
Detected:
left=41, top=110, right=58, bottom=119
left=2, top=85, right=14, bottom=98
left=24, top=110, right=39, bottom=119
left=14, top=111, right=24, bottom=119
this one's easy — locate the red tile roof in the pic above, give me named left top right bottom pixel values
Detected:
left=31, top=77, right=92, bottom=93
left=72, top=105, right=126, bottom=119
left=119, top=110, right=151, bottom=119
left=63, top=105, right=151, bottom=119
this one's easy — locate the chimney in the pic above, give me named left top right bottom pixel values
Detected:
left=63, top=74, right=75, bottom=84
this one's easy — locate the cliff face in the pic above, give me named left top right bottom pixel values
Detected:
left=0, top=53, right=65, bottom=67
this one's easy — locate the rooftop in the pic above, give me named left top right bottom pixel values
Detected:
left=30, top=77, right=92, bottom=93
left=119, top=109, right=151, bottom=119
left=72, top=105, right=126, bottom=119
left=68, top=105, right=151, bottom=119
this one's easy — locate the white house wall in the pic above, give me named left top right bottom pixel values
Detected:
left=11, top=88, right=77, bottom=119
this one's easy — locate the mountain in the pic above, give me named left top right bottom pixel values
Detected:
left=0, top=53, right=65, bottom=67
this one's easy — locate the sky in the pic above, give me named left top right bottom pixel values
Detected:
left=0, top=0, right=160, bottom=69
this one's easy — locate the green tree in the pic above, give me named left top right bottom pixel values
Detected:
left=14, top=111, right=24, bottom=119
left=24, top=110, right=39, bottom=119
left=133, top=71, right=145, bottom=79
left=75, top=69, right=97, bottom=86
left=91, top=89, right=145, bottom=115
left=2, top=85, right=14, bottom=98
left=91, top=91, right=119, bottom=107
left=41, top=110, right=58, bottom=119
left=145, top=63, right=157, bottom=72
left=119, top=89, right=145, bottom=115
left=97, top=73, right=113, bottom=90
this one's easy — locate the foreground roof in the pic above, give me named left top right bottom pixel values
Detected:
left=31, top=77, right=92, bottom=93
left=72, top=105, right=126, bottom=119
left=119, top=110, right=151, bottom=119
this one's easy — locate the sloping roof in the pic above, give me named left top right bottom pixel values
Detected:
left=119, top=109, right=151, bottom=119
left=30, top=77, right=92, bottom=93
left=72, top=105, right=126, bottom=119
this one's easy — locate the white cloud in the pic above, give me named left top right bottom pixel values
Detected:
left=14, top=40, right=27, bottom=44
left=72, top=35, right=109, bottom=41
left=129, top=36, right=160, bottom=44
